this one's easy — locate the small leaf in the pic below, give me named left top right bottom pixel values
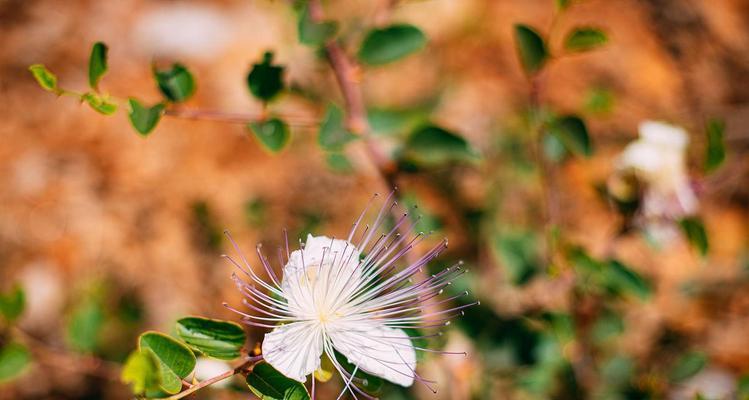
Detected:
left=584, top=87, right=615, bottom=115
left=298, top=5, right=338, bottom=46
left=326, top=153, right=354, bottom=173
left=542, top=132, right=567, bottom=162
left=604, top=260, right=652, bottom=300
left=246, top=362, right=310, bottom=400
left=139, top=331, right=196, bottom=394
left=121, top=350, right=159, bottom=395
left=0, top=343, right=31, bottom=383
left=28, top=64, right=59, bottom=93
left=249, top=118, right=290, bottom=153
left=318, top=104, right=357, bottom=151
left=358, top=24, right=427, bottom=66
left=404, top=125, right=479, bottom=166
left=66, top=298, right=104, bottom=353
left=556, top=0, right=572, bottom=10
left=0, top=285, right=25, bottom=323
left=679, top=217, right=709, bottom=256
left=88, top=42, right=108, bottom=89
left=514, top=24, right=548, bottom=74
left=704, top=118, right=725, bottom=173
left=247, top=52, right=284, bottom=102
left=127, top=98, right=165, bottom=136
left=669, top=352, right=707, bottom=382
left=153, top=63, right=196, bottom=102
left=368, top=107, right=426, bottom=136
left=81, top=92, right=118, bottom=115
left=176, top=317, right=246, bottom=360
left=550, top=115, right=593, bottom=158
left=564, top=27, right=608, bottom=52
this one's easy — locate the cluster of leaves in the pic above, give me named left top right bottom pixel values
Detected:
left=122, top=316, right=309, bottom=399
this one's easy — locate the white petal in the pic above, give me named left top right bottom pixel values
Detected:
left=262, top=321, right=324, bottom=382
left=281, top=235, right=362, bottom=317
left=328, top=320, right=416, bottom=387
left=639, top=120, right=688, bottom=149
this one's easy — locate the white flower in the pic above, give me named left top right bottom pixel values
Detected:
left=616, top=121, right=698, bottom=218
left=224, top=193, right=474, bottom=398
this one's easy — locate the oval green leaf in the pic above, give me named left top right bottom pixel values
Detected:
left=88, top=42, right=108, bottom=90
left=326, top=153, right=354, bottom=173
left=318, top=104, right=356, bottom=151
left=679, top=217, right=709, bottom=257
left=551, top=115, right=593, bottom=158
left=604, top=260, right=652, bottom=300
left=0, top=285, right=25, bottom=323
left=247, top=52, right=284, bottom=102
left=0, top=342, right=31, bottom=383
left=564, top=27, right=608, bottom=52
left=249, top=118, right=290, bottom=153
left=128, top=98, right=165, bottom=136
left=704, top=118, right=725, bottom=173
left=176, top=317, right=246, bottom=360
left=139, top=331, right=196, bottom=394
left=66, top=298, right=104, bottom=353
left=514, top=24, right=548, bottom=74
left=28, top=64, right=59, bottom=93
left=669, top=352, right=707, bottom=382
left=154, top=63, right=195, bottom=103
left=121, top=350, right=159, bottom=395
left=82, top=92, right=118, bottom=115
left=246, top=362, right=310, bottom=400
left=298, top=5, right=338, bottom=46
left=405, top=125, right=479, bottom=166
left=358, top=24, right=427, bottom=66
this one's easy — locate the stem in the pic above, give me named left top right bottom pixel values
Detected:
left=163, top=108, right=318, bottom=127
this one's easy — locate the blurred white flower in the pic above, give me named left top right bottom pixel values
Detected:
left=194, top=358, right=233, bottom=388
left=224, top=193, right=475, bottom=398
left=613, top=121, right=698, bottom=242
left=616, top=121, right=698, bottom=218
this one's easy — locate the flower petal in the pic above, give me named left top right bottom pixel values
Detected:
left=282, top=235, right=362, bottom=316
left=328, top=320, right=416, bottom=387
left=262, top=321, right=324, bottom=382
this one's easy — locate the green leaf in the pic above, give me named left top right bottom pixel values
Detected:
left=298, top=5, right=338, bottom=46
left=358, top=24, right=427, bottom=66
left=247, top=52, right=284, bottom=102
left=139, top=331, right=196, bottom=394
left=556, top=0, right=572, bottom=10
left=0, top=285, right=25, bottom=322
left=81, top=92, right=118, bottom=115
left=246, top=362, right=310, bottom=400
left=604, top=260, right=652, bottom=300
left=318, top=104, right=357, bottom=151
left=368, top=107, right=426, bottom=136
left=66, top=298, right=104, bottom=353
left=584, top=87, right=615, bottom=115
left=494, top=230, right=540, bottom=285
left=679, top=217, right=709, bottom=257
left=564, top=27, right=608, bottom=52
left=0, top=343, right=31, bottom=383
left=88, top=42, right=108, bottom=89
left=121, top=350, right=159, bottom=395
left=514, top=24, right=548, bottom=74
left=669, top=352, right=707, bottom=382
left=28, top=64, right=59, bottom=93
left=153, top=63, right=196, bottom=103
left=326, top=153, right=354, bottom=173
left=542, top=132, right=567, bottom=162
left=176, top=317, right=246, bottom=360
left=550, top=115, right=593, bottom=158
left=704, top=118, right=725, bottom=173
left=404, top=125, right=479, bottom=166
left=249, top=118, right=290, bottom=153
left=127, top=98, right=165, bottom=136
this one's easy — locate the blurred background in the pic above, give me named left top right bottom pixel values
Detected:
left=1, top=0, right=748, bottom=399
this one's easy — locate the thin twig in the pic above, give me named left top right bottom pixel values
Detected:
left=164, top=108, right=319, bottom=127
left=163, top=356, right=262, bottom=400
